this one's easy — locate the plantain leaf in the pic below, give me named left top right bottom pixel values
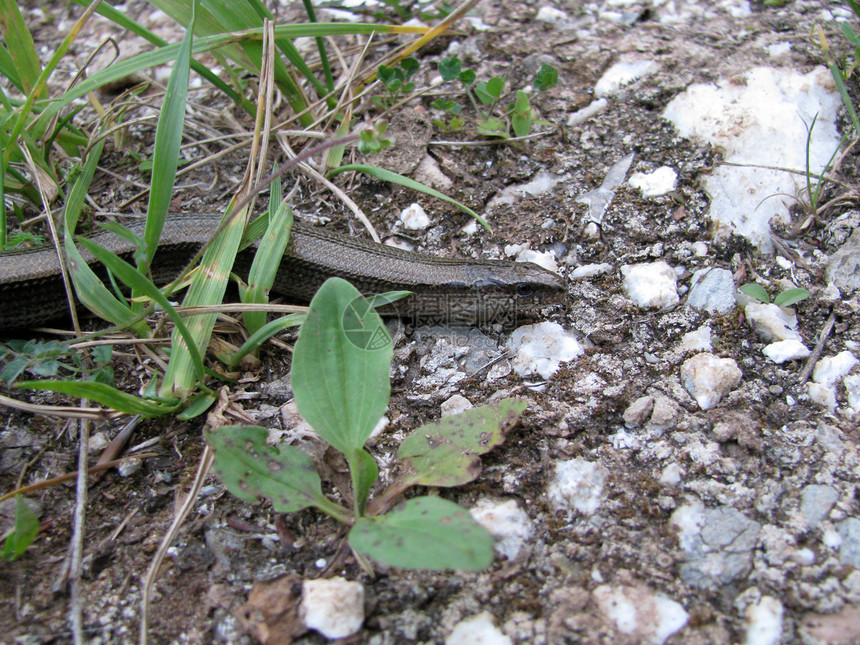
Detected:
left=291, top=278, right=392, bottom=455
left=398, top=398, right=527, bottom=487
left=349, top=496, right=494, bottom=570
left=773, top=288, right=810, bottom=308
left=205, top=424, right=338, bottom=514
left=739, top=283, right=769, bottom=304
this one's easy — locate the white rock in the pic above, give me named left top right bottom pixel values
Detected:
left=487, top=171, right=563, bottom=211
left=516, top=249, right=559, bottom=273
left=399, top=202, right=431, bottom=230
left=567, top=98, right=609, bottom=126
left=621, top=262, right=679, bottom=309
left=681, top=353, right=742, bottom=410
left=571, top=263, right=613, bottom=279
left=745, top=302, right=801, bottom=342
left=595, top=60, right=659, bottom=97
left=446, top=612, right=511, bottom=645
left=547, top=458, right=609, bottom=516
left=593, top=585, right=689, bottom=645
left=845, top=374, right=860, bottom=412
left=87, top=431, right=109, bottom=453
left=762, top=339, right=810, bottom=364
left=660, top=463, right=683, bottom=486
left=470, top=498, right=533, bottom=560
left=812, top=350, right=859, bottom=387
left=629, top=167, right=678, bottom=197
left=535, top=6, right=568, bottom=24
left=414, top=155, right=453, bottom=190
left=744, top=596, right=783, bottom=645
left=441, top=394, right=473, bottom=417
left=301, top=577, right=365, bottom=639
left=808, top=351, right=859, bottom=410
left=663, top=67, right=840, bottom=252
left=506, top=322, right=583, bottom=379
left=680, top=325, right=713, bottom=352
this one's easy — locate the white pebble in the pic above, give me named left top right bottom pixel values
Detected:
left=744, top=596, right=784, bottom=645
left=621, top=262, right=679, bottom=309
left=399, top=202, right=431, bottom=230
left=301, top=577, right=365, bottom=639
left=446, top=612, right=511, bottom=645
left=547, top=458, right=608, bottom=516
left=506, top=322, right=583, bottom=379
left=745, top=303, right=802, bottom=342
left=762, top=340, right=810, bottom=364
left=628, top=167, right=678, bottom=197
left=595, top=60, right=659, bottom=97
left=441, top=394, right=473, bottom=417
left=680, top=352, right=742, bottom=410
left=470, top=499, right=533, bottom=560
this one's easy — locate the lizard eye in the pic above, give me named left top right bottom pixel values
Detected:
left=516, top=283, right=534, bottom=297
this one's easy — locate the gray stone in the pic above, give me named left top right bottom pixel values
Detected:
left=800, top=485, right=838, bottom=527
left=687, top=268, right=736, bottom=314
left=826, top=228, right=860, bottom=294
left=673, top=503, right=761, bottom=589
left=837, top=518, right=860, bottom=569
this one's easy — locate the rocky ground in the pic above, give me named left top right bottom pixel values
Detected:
left=2, top=0, right=860, bottom=643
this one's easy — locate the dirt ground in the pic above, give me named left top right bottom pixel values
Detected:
left=2, top=0, right=860, bottom=643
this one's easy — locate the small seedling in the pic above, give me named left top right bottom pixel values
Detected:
left=206, top=277, right=528, bottom=571
left=740, top=283, right=810, bottom=308
left=373, top=58, right=420, bottom=110
left=431, top=57, right=558, bottom=137
left=0, top=339, right=113, bottom=385
left=2, top=496, right=40, bottom=561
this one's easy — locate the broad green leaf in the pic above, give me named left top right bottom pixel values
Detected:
left=329, top=164, right=489, bottom=230
left=773, top=288, right=810, bottom=308
left=291, top=278, right=392, bottom=454
left=178, top=391, right=218, bottom=420
left=349, top=496, right=494, bottom=570
left=438, top=56, right=461, bottom=81
left=739, top=283, right=770, bottom=304
left=534, top=63, right=558, bottom=91
left=476, top=117, right=508, bottom=138
left=398, top=398, right=527, bottom=487
left=206, top=425, right=341, bottom=516
left=2, top=496, right=39, bottom=561
left=459, top=69, right=476, bottom=85
left=17, top=380, right=179, bottom=416
left=474, top=81, right=495, bottom=105
left=401, top=58, right=419, bottom=78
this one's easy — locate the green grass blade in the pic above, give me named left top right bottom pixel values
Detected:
left=142, top=0, right=196, bottom=268
left=242, top=201, right=294, bottom=334
left=69, top=0, right=249, bottom=111
left=159, top=208, right=246, bottom=398
left=17, top=380, right=179, bottom=416
left=330, top=164, right=490, bottom=230
left=225, top=313, right=305, bottom=370
left=0, top=44, right=24, bottom=93
left=62, top=138, right=145, bottom=334
left=3, top=0, right=101, bottom=167
left=78, top=236, right=206, bottom=381
left=828, top=62, right=860, bottom=136
left=0, top=0, right=42, bottom=96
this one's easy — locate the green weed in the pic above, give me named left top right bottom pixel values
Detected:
left=206, top=277, right=526, bottom=570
